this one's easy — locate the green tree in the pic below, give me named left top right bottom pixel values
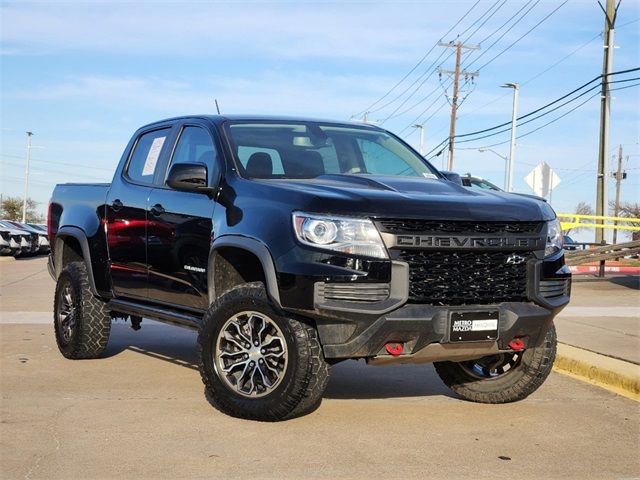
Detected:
left=0, top=196, right=44, bottom=223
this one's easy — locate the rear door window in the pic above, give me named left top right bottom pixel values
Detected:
left=126, top=128, right=171, bottom=184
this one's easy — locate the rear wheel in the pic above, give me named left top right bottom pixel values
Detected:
left=434, top=322, right=556, bottom=403
left=53, top=261, right=111, bottom=359
left=198, top=282, right=330, bottom=421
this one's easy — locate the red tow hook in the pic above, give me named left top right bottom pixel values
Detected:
left=508, top=338, right=525, bottom=351
left=385, top=343, right=404, bottom=356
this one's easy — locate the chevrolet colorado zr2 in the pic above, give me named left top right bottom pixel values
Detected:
left=48, top=115, right=570, bottom=421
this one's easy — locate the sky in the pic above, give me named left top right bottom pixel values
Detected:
left=1, top=0, right=639, bottom=241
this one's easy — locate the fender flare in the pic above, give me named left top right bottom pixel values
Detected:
left=54, top=226, right=99, bottom=296
left=208, top=235, right=281, bottom=307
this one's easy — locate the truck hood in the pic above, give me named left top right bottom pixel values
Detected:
left=249, top=174, right=555, bottom=222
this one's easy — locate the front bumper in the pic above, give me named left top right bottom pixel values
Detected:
left=279, top=248, right=570, bottom=361
left=318, top=300, right=565, bottom=360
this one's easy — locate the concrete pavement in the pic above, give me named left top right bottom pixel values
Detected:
left=1, top=257, right=639, bottom=479
left=2, top=321, right=639, bottom=480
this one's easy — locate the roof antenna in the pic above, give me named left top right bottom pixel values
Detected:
left=214, top=98, right=221, bottom=115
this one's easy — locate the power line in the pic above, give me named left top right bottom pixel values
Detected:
left=372, top=0, right=509, bottom=120
left=474, top=0, right=537, bottom=46
left=397, top=1, right=565, bottom=138
left=475, top=91, right=601, bottom=149
left=465, top=0, right=541, bottom=69
left=455, top=77, right=638, bottom=145
left=1, top=159, right=108, bottom=181
left=352, top=0, right=482, bottom=118
left=458, top=0, right=508, bottom=45
left=423, top=73, right=640, bottom=159
left=475, top=0, right=569, bottom=72
left=455, top=68, right=639, bottom=140
left=457, top=17, right=640, bottom=122
left=0, top=153, right=114, bottom=172
left=377, top=50, right=452, bottom=120
left=399, top=99, right=450, bottom=136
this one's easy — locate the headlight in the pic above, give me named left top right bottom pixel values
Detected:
left=545, top=219, right=563, bottom=257
left=292, top=212, right=388, bottom=259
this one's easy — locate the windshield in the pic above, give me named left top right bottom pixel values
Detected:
left=224, top=121, right=440, bottom=180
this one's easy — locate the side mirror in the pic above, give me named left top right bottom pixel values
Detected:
left=166, top=163, right=211, bottom=193
left=440, top=170, right=463, bottom=186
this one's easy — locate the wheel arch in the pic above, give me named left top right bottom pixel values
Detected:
left=53, top=226, right=99, bottom=296
left=208, top=236, right=281, bottom=307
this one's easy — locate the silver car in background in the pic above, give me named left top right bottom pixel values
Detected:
left=0, top=221, right=33, bottom=257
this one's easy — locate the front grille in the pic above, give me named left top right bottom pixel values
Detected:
left=377, top=219, right=542, bottom=235
left=316, top=283, right=390, bottom=303
left=398, top=250, right=530, bottom=305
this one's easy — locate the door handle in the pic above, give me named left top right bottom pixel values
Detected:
left=111, top=199, right=123, bottom=212
left=150, top=204, right=165, bottom=216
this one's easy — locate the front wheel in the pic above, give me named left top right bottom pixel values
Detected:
left=197, top=282, right=330, bottom=421
left=434, top=322, right=557, bottom=403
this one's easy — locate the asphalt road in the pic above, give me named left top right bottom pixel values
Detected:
left=1, top=257, right=639, bottom=479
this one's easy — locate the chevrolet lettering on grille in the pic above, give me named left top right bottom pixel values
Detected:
left=390, top=234, right=543, bottom=250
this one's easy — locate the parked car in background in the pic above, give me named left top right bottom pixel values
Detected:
left=461, top=174, right=502, bottom=191
left=6, top=221, right=50, bottom=254
left=0, top=220, right=45, bottom=255
left=0, top=221, right=33, bottom=256
left=563, top=235, right=578, bottom=251
left=27, top=223, right=51, bottom=253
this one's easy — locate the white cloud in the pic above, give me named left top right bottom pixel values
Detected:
left=2, top=70, right=405, bottom=120
left=0, top=1, right=443, bottom=61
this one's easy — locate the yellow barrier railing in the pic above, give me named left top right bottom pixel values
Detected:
left=558, top=213, right=640, bottom=232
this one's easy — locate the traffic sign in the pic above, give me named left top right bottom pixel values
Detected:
left=525, top=161, right=561, bottom=198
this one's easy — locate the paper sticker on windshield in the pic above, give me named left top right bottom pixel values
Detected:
left=422, top=173, right=438, bottom=179
left=142, top=136, right=165, bottom=176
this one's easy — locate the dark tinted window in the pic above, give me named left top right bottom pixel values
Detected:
left=168, top=126, right=218, bottom=184
left=225, top=122, right=439, bottom=179
left=126, top=128, right=170, bottom=184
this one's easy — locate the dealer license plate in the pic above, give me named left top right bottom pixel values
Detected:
left=449, top=311, right=499, bottom=342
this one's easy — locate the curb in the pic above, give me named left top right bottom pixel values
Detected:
left=553, top=343, right=640, bottom=401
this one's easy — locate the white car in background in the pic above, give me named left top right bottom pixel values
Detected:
left=0, top=221, right=33, bottom=257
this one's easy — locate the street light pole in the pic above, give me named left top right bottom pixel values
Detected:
left=478, top=148, right=508, bottom=190
left=412, top=124, right=425, bottom=155
left=501, top=83, right=519, bottom=192
left=22, top=131, right=33, bottom=223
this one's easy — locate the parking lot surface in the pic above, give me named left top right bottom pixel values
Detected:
left=1, top=257, right=639, bottom=479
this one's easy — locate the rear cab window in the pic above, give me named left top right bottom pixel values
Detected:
left=126, top=128, right=171, bottom=184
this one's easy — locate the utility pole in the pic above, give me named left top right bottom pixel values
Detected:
left=595, top=0, right=620, bottom=243
left=22, top=131, right=33, bottom=223
left=413, top=124, right=425, bottom=155
left=612, top=144, right=626, bottom=244
left=438, top=41, right=480, bottom=171
left=502, top=83, right=519, bottom=192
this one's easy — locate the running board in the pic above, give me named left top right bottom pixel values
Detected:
left=107, top=298, right=202, bottom=330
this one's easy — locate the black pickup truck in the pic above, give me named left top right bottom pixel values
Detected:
left=48, top=115, right=570, bottom=421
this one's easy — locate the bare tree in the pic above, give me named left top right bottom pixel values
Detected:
left=564, top=202, right=594, bottom=236
left=610, top=201, right=640, bottom=241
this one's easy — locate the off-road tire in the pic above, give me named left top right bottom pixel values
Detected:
left=53, top=261, right=111, bottom=359
left=434, top=322, right=557, bottom=403
left=197, top=282, right=330, bottom=421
